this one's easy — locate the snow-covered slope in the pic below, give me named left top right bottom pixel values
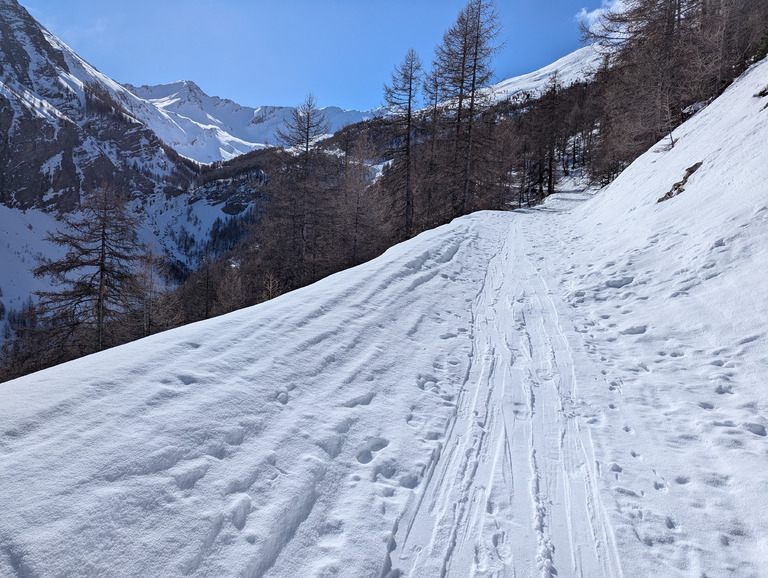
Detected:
left=0, top=205, right=62, bottom=314
left=491, top=44, right=603, bottom=102
left=125, top=81, right=375, bottom=164
left=1, top=56, right=767, bottom=578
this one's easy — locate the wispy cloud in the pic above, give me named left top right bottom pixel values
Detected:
left=575, top=0, right=626, bottom=30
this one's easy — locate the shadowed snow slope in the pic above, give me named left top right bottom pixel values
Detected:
left=1, top=59, right=767, bottom=576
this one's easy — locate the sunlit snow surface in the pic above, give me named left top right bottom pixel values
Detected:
left=490, top=45, right=603, bottom=101
left=1, top=59, right=767, bottom=576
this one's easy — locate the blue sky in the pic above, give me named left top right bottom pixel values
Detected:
left=22, top=0, right=609, bottom=110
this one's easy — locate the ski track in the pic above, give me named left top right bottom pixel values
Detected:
left=387, top=203, right=622, bottom=578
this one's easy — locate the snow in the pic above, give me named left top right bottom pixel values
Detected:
left=0, top=194, right=243, bottom=339
left=1, top=53, right=768, bottom=578
left=490, top=45, right=603, bottom=102
left=38, top=26, right=374, bottom=165
left=0, top=205, right=63, bottom=313
left=135, top=192, right=246, bottom=268
left=125, top=81, right=376, bottom=164
left=122, top=45, right=602, bottom=164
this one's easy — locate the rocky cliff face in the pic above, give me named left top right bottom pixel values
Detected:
left=0, top=0, right=195, bottom=211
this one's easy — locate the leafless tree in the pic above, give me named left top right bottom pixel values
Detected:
left=276, top=92, right=331, bottom=157
left=33, top=184, right=143, bottom=353
left=383, top=48, right=423, bottom=238
left=432, top=0, right=501, bottom=216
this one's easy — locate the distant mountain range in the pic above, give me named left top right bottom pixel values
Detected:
left=123, top=81, right=376, bottom=164
left=0, top=0, right=193, bottom=211
left=121, top=46, right=602, bottom=165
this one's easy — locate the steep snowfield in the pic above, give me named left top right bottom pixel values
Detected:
left=1, top=58, right=767, bottom=578
left=490, top=45, right=603, bottom=101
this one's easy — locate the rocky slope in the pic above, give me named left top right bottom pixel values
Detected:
left=0, top=0, right=196, bottom=211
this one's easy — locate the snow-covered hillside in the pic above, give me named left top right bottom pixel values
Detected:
left=125, top=81, right=375, bottom=164
left=491, top=44, right=603, bottom=101
left=1, top=55, right=767, bottom=578
left=0, top=205, right=62, bottom=314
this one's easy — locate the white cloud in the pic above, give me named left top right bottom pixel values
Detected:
left=575, top=0, right=626, bottom=30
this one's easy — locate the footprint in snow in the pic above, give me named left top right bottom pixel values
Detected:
left=620, top=325, right=647, bottom=336
left=231, top=495, right=252, bottom=531
left=356, top=438, right=389, bottom=464
left=174, top=463, right=210, bottom=490
left=738, top=334, right=762, bottom=345
left=606, top=276, right=634, bottom=289
left=342, top=392, right=375, bottom=408
left=743, top=423, right=767, bottom=437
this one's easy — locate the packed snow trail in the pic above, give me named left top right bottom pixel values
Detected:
left=387, top=210, right=621, bottom=577
left=2, top=55, right=768, bottom=578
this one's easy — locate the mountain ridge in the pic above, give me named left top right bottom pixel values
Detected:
left=0, top=0, right=195, bottom=211
left=123, top=79, right=377, bottom=163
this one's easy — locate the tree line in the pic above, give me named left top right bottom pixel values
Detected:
left=2, top=0, right=767, bottom=380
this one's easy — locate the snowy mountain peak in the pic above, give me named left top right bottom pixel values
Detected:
left=126, top=80, right=232, bottom=111
left=121, top=80, right=375, bottom=163
left=125, top=80, right=202, bottom=101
